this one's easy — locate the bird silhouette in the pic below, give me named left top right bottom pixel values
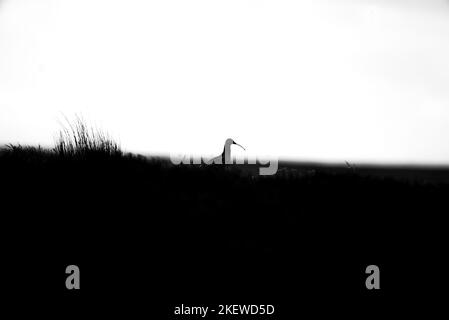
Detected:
left=208, top=138, right=245, bottom=165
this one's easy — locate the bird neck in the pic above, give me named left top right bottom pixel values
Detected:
left=222, top=143, right=232, bottom=164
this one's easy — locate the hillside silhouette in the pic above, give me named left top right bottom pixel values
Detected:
left=1, top=125, right=447, bottom=315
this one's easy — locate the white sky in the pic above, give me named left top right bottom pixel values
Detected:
left=1, top=0, right=449, bottom=164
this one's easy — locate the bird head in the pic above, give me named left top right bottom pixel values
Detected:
left=227, top=138, right=245, bottom=151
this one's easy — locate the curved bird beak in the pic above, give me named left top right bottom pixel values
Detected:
left=233, top=141, right=245, bottom=151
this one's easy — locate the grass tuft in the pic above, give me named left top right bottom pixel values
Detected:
left=54, top=116, right=122, bottom=158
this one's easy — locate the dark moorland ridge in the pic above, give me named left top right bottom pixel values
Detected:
left=1, top=145, right=447, bottom=315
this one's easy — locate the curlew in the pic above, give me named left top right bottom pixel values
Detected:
left=208, top=138, right=245, bottom=165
